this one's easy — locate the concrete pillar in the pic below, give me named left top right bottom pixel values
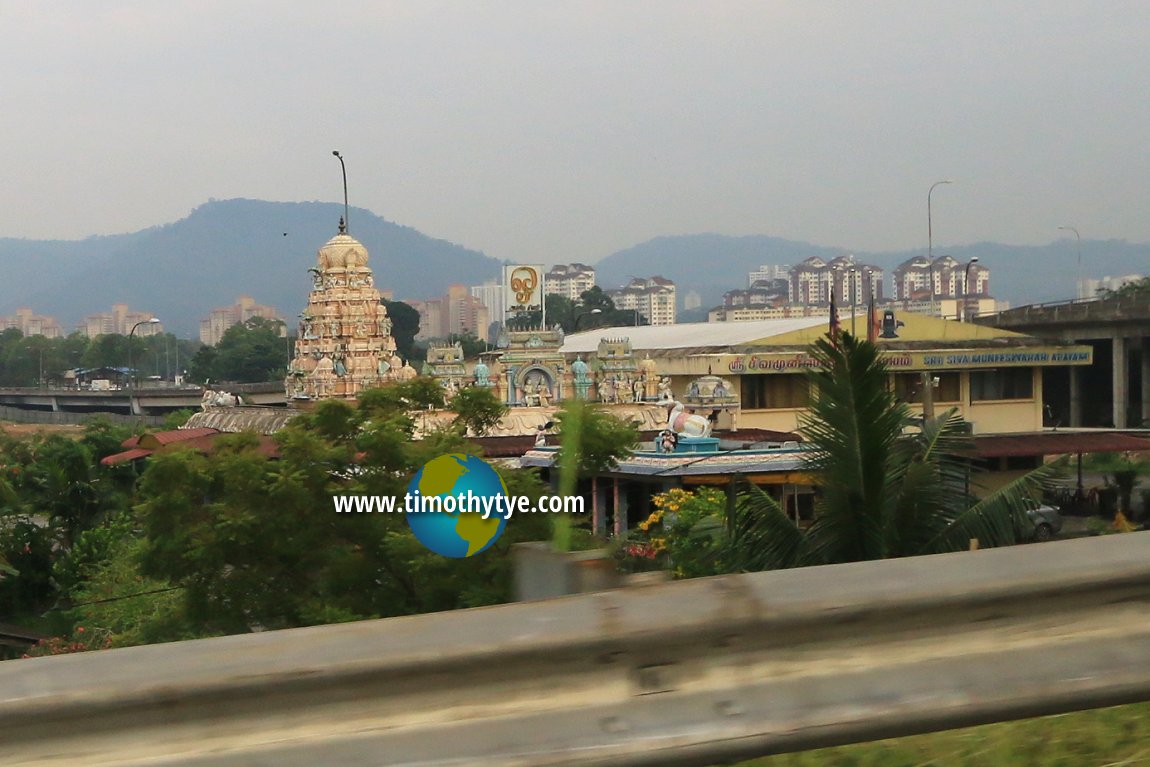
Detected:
left=1069, top=365, right=1083, bottom=427
left=1142, top=339, right=1150, bottom=427
left=591, top=477, right=607, bottom=536
left=1113, top=335, right=1129, bottom=429
left=613, top=479, right=628, bottom=537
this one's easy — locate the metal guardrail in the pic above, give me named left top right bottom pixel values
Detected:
left=4, top=533, right=1150, bottom=766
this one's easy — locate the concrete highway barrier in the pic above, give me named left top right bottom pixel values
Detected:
left=4, top=533, right=1150, bottom=765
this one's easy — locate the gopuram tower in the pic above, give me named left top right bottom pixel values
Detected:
left=285, top=218, right=410, bottom=400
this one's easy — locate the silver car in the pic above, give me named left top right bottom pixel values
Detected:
left=1023, top=499, right=1063, bottom=542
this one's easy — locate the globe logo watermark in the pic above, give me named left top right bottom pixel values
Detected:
left=405, top=454, right=510, bottom=558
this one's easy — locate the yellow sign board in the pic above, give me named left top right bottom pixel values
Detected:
left=723, top=346, right=1093, bottom=375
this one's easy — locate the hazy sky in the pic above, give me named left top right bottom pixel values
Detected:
left=4, top=2, right=1150, bottom=264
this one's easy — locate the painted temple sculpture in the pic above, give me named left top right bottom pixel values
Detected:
left=285, top=220, right=415, bottom=400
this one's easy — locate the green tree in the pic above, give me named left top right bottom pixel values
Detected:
left=1098, top=277, right=1150, bottom=300
left=552, top=399, right=638, bottom=550
left=81, top=333, right=129, bottom=371
left=450, top=385, right=507, bottom=436
left=382, top=300, right=420, bottom=360
left=731, top=335, right=1061, bottom=570
left=187, top=344, right=218, bottom=383
left=134, top=378, right=550, bottom=634
left=211, top=317, right=289, bottom=382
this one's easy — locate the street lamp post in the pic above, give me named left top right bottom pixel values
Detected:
left=1058, top=225, right=1082, bottom=298
left=332, top=150, right=349, bottom=233
left=961, top=257, right=981, bottom=322
left=128, top=318, right=161, bottom=390
left=927, top=180, right=953, bottom=315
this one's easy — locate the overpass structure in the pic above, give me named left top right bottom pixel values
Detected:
left=4, top=533, right=1150, bottom=766
left=0, top=382, right=288, bottom=417
left=978, top=294, right=1150, bottom=428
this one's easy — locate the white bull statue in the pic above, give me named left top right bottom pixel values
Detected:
left=201, top=389, right=241, bottom=409
left=665, top=401, right=712, bottom=439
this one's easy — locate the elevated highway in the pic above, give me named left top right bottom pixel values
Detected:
left=0, top=382, right=287, bottom=417
left=979, top=294, right=1150, bottom=428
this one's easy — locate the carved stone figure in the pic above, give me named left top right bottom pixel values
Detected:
left=599, top=376, right=614, bottom=404
left=657, top=377, right=673, bottom=403
left=617, top=374, right=633, bottom=404
left=523, top=380, right=540, bottom=407
left=443, top=378, right=460, bottom=401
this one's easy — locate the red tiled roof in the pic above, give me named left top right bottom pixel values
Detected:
left=968, top=431, right=1150, bottom=459
left=101, top=448, right=153, bottom=466
left=149, top=427, right=221, bottom=446
left=101, top=432, right=280, bottom=465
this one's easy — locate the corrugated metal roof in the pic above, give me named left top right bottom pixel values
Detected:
left=968, top=431, right=1150, bottom=458
left=561, top=317, right=831, bottom=354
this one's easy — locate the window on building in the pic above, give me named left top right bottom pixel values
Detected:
left=970, top=368, right=1034, bottom=401
left=892, top=372, right=960, bottom=403
left=740, top=375, right=810, bottom=409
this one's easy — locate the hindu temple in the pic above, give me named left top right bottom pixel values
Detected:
left=284, top=218, right=415, bottom=400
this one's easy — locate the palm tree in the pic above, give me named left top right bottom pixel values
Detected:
left=730, top=334, right=1061, bottom=571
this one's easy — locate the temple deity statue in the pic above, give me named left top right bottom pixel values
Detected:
left=474, top=360, right=491, bottom=387
left=640, top=353, right=659, bottom=400
left=571, top=355, right=591, bottom=399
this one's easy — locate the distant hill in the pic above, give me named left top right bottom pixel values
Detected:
left=6, top=201, right=1148, bottom=338
left=595, top=234, right=1150, bottom=310
left=0, top=199, right=503, bottom=336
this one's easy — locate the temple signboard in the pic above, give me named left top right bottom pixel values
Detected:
left=723, top=346, right=1093, bottom=374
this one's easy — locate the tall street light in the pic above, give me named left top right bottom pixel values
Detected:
left=961, top=257, right=980, bottom=322
left=332, top=150, right=349, bottom=233
left=1058, top=225, right=1081, bottom=298
left=128, top=318, right=161, bottom=390
left=927, top=180, right=953, bottom=316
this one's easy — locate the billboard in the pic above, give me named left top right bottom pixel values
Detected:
left=505, top=264, right=545, bottom=314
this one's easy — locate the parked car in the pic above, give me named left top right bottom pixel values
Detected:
left=1023, top=499, right=1063, bottom=542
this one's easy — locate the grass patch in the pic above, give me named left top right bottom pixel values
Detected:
left=734, top=702, right=1150, bottom=766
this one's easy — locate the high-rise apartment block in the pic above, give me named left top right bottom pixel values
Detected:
left=747, top=264, right=791, bottom=287
left=544, top=263, right=596, bottom=301
left=892, top=256, right=989, bottom=301
left=469, top=281, right=506, bottom=328
left=0, top=308, right=63, bottom=338
left=82, top=304, right=164, bottom=337
left=788, top=256, right=884, bottom=306
left=408, top=284, right=491, bottom=342
left=199, top=295, right=283, bottom=345
left=606, top=276, right=677, bottom=326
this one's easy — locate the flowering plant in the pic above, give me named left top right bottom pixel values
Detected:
left=618, top=487, right=728, bottom=578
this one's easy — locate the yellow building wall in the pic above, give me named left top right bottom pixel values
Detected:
left=670, top=367, right=1045, bottom=436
